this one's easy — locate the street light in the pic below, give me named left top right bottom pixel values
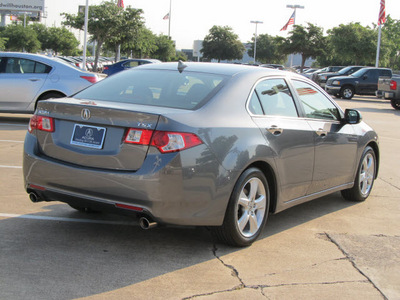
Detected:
left=250, top=20, right=263, bottom=64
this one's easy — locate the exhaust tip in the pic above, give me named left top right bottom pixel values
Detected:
left=139, top=217, right=157, bottom=230
left=29, top=192, right=40, bottom=203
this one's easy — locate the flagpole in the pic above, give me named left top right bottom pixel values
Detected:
left=168, top=0, right=172, bottom=39
left=375, top=24, right=382, bottom=67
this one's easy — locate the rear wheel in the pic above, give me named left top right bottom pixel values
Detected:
left=391, top=99, right=400, bottom=110
left=340, top=86, right=354, bottom=99
left=341, top=146, right=376, bottom=202
left=213, top=168, right=270, bottom=247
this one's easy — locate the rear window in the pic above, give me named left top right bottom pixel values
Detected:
left=74, top=69, right=227, bottom=110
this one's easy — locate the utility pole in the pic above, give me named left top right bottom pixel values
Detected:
left=250, top=21, right=263, bottom=64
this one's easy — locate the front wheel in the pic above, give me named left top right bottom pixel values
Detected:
left=213, top=168, right=270, bottom=247
left=341, top=146, right=376, bottom=202
left=391, top=99, right=400, bottom=110
left=340, top=86, right=355, bottom=99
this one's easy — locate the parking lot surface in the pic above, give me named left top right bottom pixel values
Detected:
left=0, top=95, right=399, bottom=299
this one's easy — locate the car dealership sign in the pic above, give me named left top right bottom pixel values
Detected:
left=0, top=0, right=44, bottom=12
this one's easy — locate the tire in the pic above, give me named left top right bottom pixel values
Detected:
left=340, top=86, right=354, bottom=99
left=213, top=168, right=270, bottom=247
left=341, top=146, right=376, bottom=202
left=391, top=99, right=400, bottom=110
left=39, top=92, right=65, bottom=100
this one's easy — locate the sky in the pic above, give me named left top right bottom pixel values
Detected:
left=42, top=0, right=400, bottom=50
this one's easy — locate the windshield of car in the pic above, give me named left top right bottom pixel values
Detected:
left=337, top=66, right=353, bottom=75
left=350, top=68, right=367, bottom=77
left=74, top=69, right=228, bottom=110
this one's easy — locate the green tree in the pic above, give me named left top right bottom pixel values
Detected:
left=248, top=34, right=287, bottom=64
left=63, top=1, right=144, bottom=70
left=151, top=34, right=176, bottom=61
left=282, top=23, right=326, bottom=72
left=381, top=15, right=400, bottom=69
left=0, top=37, right=7, bottom=50
left=201, top=25, right=245, bottom=62
left=1, top=24, right=40, bottom=52
left=325, top=23, right=377, bottom=66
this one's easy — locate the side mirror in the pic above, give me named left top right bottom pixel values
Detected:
left=363, top=75, right=368, bottom=80
left=344, top=109, right=362, bottom=124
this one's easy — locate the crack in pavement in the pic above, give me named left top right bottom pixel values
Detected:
left=325, top=232, right=388, bottom=300
left=378, top=177, right=400, bottom=191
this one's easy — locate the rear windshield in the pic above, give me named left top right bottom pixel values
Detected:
left=74, top=69, right=228, bottom=110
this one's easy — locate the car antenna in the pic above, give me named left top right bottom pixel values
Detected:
left=178, top=60, right=187, bottom=73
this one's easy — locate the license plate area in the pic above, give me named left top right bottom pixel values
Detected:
left=70, top=124, right=106, bottom=149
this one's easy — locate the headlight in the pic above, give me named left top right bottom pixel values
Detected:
left=320, top=75, right=327, bottom=80
left=332, top=80, right=340, bottom=85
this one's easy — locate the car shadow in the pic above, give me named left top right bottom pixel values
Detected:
left=0, top=191, right=357, bottom=299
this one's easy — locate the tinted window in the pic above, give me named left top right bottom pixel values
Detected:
left=251, top=78, right=298, bottom=117
left=292, top=80, right=340, bottom=120
left=123, top=61, right=139, bottom=68
left=366, top=69, right=379, bottom=80
left=74, top=69, right=227, bottom=110
left=380, top=69, right=391, bottom=77
left=4, top=58, right=51, bottom=74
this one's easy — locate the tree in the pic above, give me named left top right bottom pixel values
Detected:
left=1, top=24, right=40, bottom=52
left=248, top=34, right=287, bottom=64
left=324, top=23, right=377, bottom=66
left=381, top=15, right=400, bottom=69
left=282, top=23, right=326, bottom=72
left=0, top=37, right=7, bottom=51
left=152, top=34, right=176, bottom=61
left=201, top=25, right=245, bottom=62
left=63, top=1, right=144, bottom=70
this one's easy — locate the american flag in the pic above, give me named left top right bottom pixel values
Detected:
left=378, top=0, right=386, bottom=25
left=117, top=0, right=124, bottom=8
left=163, top=13, right=169, bottom=20
left=280, top=11, right=295, bottom=31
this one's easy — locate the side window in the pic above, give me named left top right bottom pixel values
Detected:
left=253, top=78, right=298, bottom=117
left=380, top=69, right=391, bottom=77
left=366, top=69, right=379, bottom=80
left=124, top=61, right=139, bottom=68
left=5, top=58, right=24, bottom=73
left=5, top=58, right=50, bottom=74
left=292, top=80, right=340, bottom=121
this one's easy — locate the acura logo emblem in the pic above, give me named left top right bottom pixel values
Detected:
left=81, top=109, right=91, bottom=120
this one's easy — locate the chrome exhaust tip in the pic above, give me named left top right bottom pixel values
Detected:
left=139, top=216, right=158, bottom=230
left=29, top=192, right=41, bottom=203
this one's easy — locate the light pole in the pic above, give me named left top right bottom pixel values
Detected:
left=250, top=21, right=263, bottom=64
left=286, top=4, right=304, bottom=67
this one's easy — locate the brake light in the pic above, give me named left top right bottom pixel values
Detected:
left=390, top=80, right=397, bottom=90
left=80, top=75, right=98, bottom=84
left=28, top=115, right=55, bottom=133
left=124, top=128, right=202, bottom=153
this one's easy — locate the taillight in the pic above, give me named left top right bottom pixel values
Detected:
left=103, top=66, right=109, bottom=70
left=390, top=80, right=397, bottom=90
left=80, top=75, right=98, bottom=84
left=124, top=128, right=202, bottom=153
left=28, top=115, right=55, bottom=133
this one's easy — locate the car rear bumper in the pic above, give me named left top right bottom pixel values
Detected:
left=23, top=133, right=233, bottom=226
left=383, top=91, right=395, bottom=99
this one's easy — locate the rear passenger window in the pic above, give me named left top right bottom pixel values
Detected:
left=250, top=78, right=298, bottom=117
left=4, top=58, right=51, bottom=74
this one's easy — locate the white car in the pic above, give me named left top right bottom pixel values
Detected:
left=0, top=52, right=98, bottom=113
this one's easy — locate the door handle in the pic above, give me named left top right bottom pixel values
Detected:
left=316, top=128, right=327, bottom=137
left=267, top=125, right=283, bottom=136
left=29, top=78, right=40, bottom=82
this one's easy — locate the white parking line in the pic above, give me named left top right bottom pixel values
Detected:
left=0, top=140, right=24, bottom=143
left=0, top=165, right=22, bottom=169
left=0, top=213, right=136, bottom=226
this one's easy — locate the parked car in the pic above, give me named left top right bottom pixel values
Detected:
left=300, top=68, right=318, bottom=79
left=0, top=52, right=98, bottom=113
left=325, top=67, right=392, bottom=99
left=311, top=66, right=345, bottom=82
left=314, top=66, right=365, bottom=88
left=260, top=64, right=285, bottom=70
left=102, top=58, right=162, bottom=76
left=377, top=75, right=400, bottom=109
left=23, top=62, right=379, bottom=247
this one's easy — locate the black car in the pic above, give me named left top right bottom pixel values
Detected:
left=325, top=67, right=392, bottom=99
left=315, top=66, right=365, bottom=88
left=311, top=66, right=344, bottom=82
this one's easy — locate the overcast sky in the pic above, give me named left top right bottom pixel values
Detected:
left=43, top=0, right=400, bottom=50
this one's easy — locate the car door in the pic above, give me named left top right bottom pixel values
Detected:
left=360, top=69, right=379, bottom=94
left=249, top=77, right=315, bottom=202
left=290, top=79, right=358, bottom=194
left=0, top=57, right=49, bottom=112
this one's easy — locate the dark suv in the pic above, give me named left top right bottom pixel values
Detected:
left=325, top=67, right=392, bottom=99
left=315, top=66, right=364, bottom=88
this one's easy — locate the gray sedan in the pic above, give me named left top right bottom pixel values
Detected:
left=0, top=52, right=98, bottom=113
left=23, top=62, right=379, bottom=246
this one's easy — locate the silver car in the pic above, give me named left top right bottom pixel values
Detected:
left=23, top=62, right=379, bottom=246
left=0, top=52, right=98, bottom=113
